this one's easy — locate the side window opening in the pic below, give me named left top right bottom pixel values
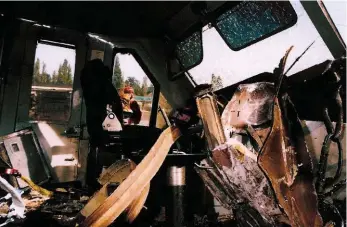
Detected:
left=112, top=52, right=154, bottom=126
left=29, top=42, right=76, bottom=124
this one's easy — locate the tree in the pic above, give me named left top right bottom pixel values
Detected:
left=141, top=76, right=148, bottom=96
left=41, top=62, right=51, bottom=84
left=56, top=59, right=73, bottom=85
left=33, top=58, right=41, bottom=85
left=125, top=77, right=142, bottom=95
left=52, top=70, right=58, bottom=84
left=112, top=56, right=124, bottom=89
left=211, top=74, right=223, bottom=91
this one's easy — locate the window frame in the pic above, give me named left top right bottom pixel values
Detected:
left=112, top=47, right=160, bottom=128
left=28, top=39, right=77, bottom=124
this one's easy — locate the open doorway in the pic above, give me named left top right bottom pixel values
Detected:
left=29, top=41, right=76, bottom=124
left=113, top=52, right=154, bottom=126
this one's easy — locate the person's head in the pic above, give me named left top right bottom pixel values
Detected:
left=124, top=86, right=134, bottom=98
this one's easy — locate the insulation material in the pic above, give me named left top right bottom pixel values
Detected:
left=218, top=82, right=282, bottom=224
left=212, top=142, right=282, bottom=225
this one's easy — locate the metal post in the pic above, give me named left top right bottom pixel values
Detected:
left=300, top=1, right=346, bottom=59
left=167, top=165, right=186, bottom=227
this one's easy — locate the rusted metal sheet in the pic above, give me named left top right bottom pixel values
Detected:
left=195, top=87, right=283, bottom=225
left=258, top=96, right=323, bottom=227
left=221, top=82, right=275, bottom=131
left=217, top=83, right=285, bottom=224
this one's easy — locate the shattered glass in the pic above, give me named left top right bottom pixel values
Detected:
left=175, top=31, right=203, bottom=69
left=216, top=1, right=297, bottom=50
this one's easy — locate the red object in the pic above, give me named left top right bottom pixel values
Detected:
left=3, top=168, right=20, bottom=177
left=124, top=86, right=134, bottom=94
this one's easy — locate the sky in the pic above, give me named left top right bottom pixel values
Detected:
left=35, top=1, right=345, bottom=89
left=35, top=43, right=76, bottom=77
left=116, top=53, right=152, bottom=86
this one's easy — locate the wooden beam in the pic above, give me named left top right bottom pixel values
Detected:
left=81, top=126, right=181, bottom=227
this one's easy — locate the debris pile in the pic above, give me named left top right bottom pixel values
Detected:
left=0, top=185, right=89, bottom=227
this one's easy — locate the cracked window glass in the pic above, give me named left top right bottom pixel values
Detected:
left=175, top=31, right=203, bottom=69
left=215, top=1, right=297, bottom=50
left=188, top=1, right=333, bottom=90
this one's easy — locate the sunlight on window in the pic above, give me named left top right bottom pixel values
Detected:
left=33, top=43, right=76, bottom=86
left=30, top=43, right=76, bottom=123
left=188, top=1, right=334, bottom=89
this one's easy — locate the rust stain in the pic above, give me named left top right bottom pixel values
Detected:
left=258, top=97, right=323, bottom=227
left=212, top=147, right=233, bottom=168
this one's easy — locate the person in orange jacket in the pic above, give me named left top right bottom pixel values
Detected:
left=120, top=86, right=142, bottom=125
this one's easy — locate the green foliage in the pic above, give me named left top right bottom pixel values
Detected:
left=211, top=74, right=223, bottom=91
left=112, top=56, right=124, bottom=89
left=125, top=76, right=143, bottom=95
left=33, top=58, right=41, bottom=85
left=124, top=76, right=153, bottom=96
left=32, top=58, right=73, bottom=86
left=52, top=70, right=58, bottom=84
left=56, top=59, right=73, bottom=85
left=40, top=63, right=51, bottom=84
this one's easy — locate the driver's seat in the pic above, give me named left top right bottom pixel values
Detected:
left=80, top=59, right=124, bottom=147
left=81, top=59, right=125, bottom=189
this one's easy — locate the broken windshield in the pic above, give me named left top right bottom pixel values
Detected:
left=215, top=1, right=297, bottom=50
left=188, top=1, right=335, bottom=90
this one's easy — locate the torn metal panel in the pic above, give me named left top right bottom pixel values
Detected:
left=217, top=83, right=283, bottom=224
left=1, top=128, right=51, bottom=188
left=194, top=159, right=237, bottom=211
left=195, top=87, right=282, bottom=225
left=212, top=143, right=282, bottom=225
left=258, top=96, right=323, bottom=227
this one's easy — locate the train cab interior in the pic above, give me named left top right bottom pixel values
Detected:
left=0, top=1, right=344, bottom=227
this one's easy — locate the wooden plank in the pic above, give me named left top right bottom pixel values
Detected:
left=80, top=159, right=134, bottom=218
left=81, top=126, right=181, bottom=227
left=80, top=159, right=150, bottom=223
